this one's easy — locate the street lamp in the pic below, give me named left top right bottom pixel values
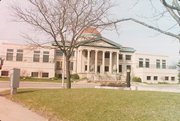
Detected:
left=126, top=68, right=131, bottom=87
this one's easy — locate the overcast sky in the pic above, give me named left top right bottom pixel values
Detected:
left=0, top=0, right=179, bottom=64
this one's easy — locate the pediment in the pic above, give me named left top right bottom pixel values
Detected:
left=84, top=40, right=117, bottom=48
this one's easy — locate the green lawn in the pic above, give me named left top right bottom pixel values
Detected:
left=3, top=89, right=180, bottom=121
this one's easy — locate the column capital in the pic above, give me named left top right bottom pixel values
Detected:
left=95, top=49, right=99, bottom=52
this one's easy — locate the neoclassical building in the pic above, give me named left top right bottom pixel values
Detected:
left=0, top=29, right=179, bottom=83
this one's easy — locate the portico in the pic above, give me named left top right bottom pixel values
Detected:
left=78, top=49, right=120, bottom=74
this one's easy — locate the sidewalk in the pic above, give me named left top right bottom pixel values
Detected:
left=0, top=89, right=47, bottom=121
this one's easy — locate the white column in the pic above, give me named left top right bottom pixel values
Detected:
left=75, top=49, right=78, bottom=73
left=80, top=50, right=83, bottom=73
left=62, top=53, right=65, bottom=88
left=117, top=52, right=119, bottom=73
left=109, top=51, right=112, bottom=73
left=87, top=50, right=90, bottom=73
left=95, top=50, right=98, bottom=73
left=102, top=51, right=105, bottom=73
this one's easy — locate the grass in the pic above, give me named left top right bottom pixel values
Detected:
left=2, top=89, right=180, bottom=121
left=0, top=77, right=9, bottom=81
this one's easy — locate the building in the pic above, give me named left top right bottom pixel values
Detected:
left=0, top=42, right=55, bottom=78
left=0, top=29, right=178, bottom=83
left=133, top=53, right=178, bottom=83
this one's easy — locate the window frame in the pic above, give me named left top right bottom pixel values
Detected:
left=145, top=58, right=150, bottom=68
left=42, top=72, right=49, bottom=78
left=125, top=55, right=131, bottom=60
left=147, top=76, right=151, bottom=80
left=33, top=51, right=40, bottom=62
left=6, top=49, right=14, bottom=61
left=139, top=58, right=143, bottom=68
left=31, top=72, right=38, bottom=78
left=43, top=51, right=49, bottom=63
left=16, top=49, right=23, bottom=62
left=119, top=54, right=123, bottom=60
left=165, top=76, right=169, bottom=81
left=154, top=76, right=158, bottom=81
left=162, top=60, right=166, bottom=69
left=156, top=59, right=161, bottom=69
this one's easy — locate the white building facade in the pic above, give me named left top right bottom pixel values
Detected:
left=0, top=29, right=179, bottom=83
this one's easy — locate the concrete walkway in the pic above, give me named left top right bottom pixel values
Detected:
left=0, top=89, right=47, bottom=121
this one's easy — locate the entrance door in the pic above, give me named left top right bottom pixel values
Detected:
left=97, top=66, right=100, bottom=73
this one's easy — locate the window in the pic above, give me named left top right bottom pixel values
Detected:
left=70, top=62, right=74, bottom=71
left=145, top=59, right=150, bottom=68
left=31, top=72, right=38, bottom=77
left=16, top=49, right=23, bottom=61
left=56, top=61, right=62, bottom=70
left=154, top=76, right=158, bottom=80
left=126, top=65, right=131, bottom=70
left=156, top=59, right=160, bottom=68
left=42, top=73, right=49, bottom=78
left=125, top=55, right=131, bottom=60
left=1, top=71, right=9, bottom=76
left=43, top=51, right=49, bottom=62
left=119, top=54, right=123, bottom=60
left=162, top=60, right=166, bottom=69
left=33, top=51, right=40, bottom=62
left=105, top=52, right=110, bottom=58
left=165, top=76, right=169, bottom=81
left=171, top=77, right=175, bottom=81
left=105, top=66, right=109, bottom=72
left=6, top=49, right=13, bottom=61
left=147, top=76, right=151, bottom=80
left=119, top=65, right=122, bottom=72
left=85, top=65, right=87, bottom=71
left=56, top=50, right=63, bottom=56
left=139, top=58, right=143, bottom=68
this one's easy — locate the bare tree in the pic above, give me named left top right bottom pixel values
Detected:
left=118, top=0, right=180, bottom=42
left=12, top=0, right=119, bottom=89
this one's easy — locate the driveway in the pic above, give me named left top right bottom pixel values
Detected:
left=0, top=81, right=99, bottom=90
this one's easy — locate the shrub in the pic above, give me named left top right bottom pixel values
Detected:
left=20, top=76, right=32, bottom=80
left=71, top=74, right=79, bottom=79
left=55, top=73, right=62, bottom=79
left=158, top=82, right=169, bottom=84
left=132, top=77, right=142, bottom=82
left=100, top=81, right=126, bottom=87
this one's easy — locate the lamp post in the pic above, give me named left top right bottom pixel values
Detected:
left=126, top=68, right=131, bottom=87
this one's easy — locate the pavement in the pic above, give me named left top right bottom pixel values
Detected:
left=0, top=81, right=99, bottom=89
left=134, top=85, right=180, bottom=93
left=0, top=95, right=47, bottom=121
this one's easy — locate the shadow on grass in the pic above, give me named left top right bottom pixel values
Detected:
left=0, top=89, right=40, bottom=97
left=17, top=90, right=39, bottom=94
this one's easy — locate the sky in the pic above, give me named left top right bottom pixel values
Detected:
left=0, top=0, right=179, bottom=64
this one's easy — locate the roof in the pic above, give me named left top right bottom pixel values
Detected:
left=82, top=28, right=101, bottom=35
left=52, top=36, right=135, bottom=53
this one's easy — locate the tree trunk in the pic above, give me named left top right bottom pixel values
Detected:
left=65, top=56, right=71, bottom=89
